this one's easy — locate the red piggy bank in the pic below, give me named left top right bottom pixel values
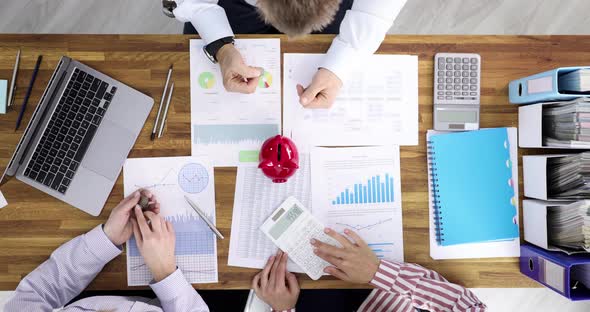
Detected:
left=258, top=135, right=299, bottom=183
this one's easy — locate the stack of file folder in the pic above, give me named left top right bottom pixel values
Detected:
left=520, top=244, right=590, bottom=301
left=547, top=200, right=590, bottom=252
left=510, top=67, right=590, bottom=104
left=543, top=98, right=590, bottom=147
left=573, top=264, right=590, bottom=290
left=559, top=69, right=590, bottom=94
left=548, top=152, right=590, bottom=198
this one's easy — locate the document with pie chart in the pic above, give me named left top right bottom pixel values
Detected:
left=123, top=156, right=217, bottom=286
left=189, top=39, right=281, bottom=166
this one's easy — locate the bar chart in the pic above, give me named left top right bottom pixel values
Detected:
left=331, top=173, right=395, bottom=205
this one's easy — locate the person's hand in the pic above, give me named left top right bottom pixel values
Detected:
left=252, top=250, right=300, bottom=311
left=311, top=228, right=380, bottom=284
left=103, top=189, right=161, bottom=246
left=296, top=68, right=343, bottom=109
left=217, top=44, right=263, bottom=94
left=131, top=206, right=176, bottom=282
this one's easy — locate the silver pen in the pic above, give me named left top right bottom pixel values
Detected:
left=157, top=82, right=174, bottom=138
left=8, top=49, right=20, bottom=107
left=184, top=195, right=224, bottom=239
left=151, top=64, right=173, bottom=140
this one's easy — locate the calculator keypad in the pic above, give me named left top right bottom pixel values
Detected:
left=434, top=53, right=481, bottom=104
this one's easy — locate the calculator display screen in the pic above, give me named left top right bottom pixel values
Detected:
left=269, top=205, right=303, bottom=239
left=438, top=110, right=478, bottom=123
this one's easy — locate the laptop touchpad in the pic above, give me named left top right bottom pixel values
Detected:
left=82, top=119, right=135, bottom=181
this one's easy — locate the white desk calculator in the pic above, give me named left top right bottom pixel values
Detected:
left=433, top=53, right=481, bottom=131
left=260, top=196, right=339, bottom=280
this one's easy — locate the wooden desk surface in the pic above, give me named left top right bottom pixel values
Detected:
left=1, top=34, right=581, bottom=290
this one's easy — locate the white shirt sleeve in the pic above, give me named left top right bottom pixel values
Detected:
left=320, top=0, right=408, bottom=82
left=173, top=0, right=234, bottom=44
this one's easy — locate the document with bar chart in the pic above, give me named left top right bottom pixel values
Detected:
left=311, top=146, right=404, bottom=261
left=190, top=39, right=281, bottom=166
left=123, top=156, right=218, bottom=286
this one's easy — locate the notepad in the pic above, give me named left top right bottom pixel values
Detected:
left=428, top=128, right=519, bottom=246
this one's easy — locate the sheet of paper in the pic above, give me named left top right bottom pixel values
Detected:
left=283, top=53, right=418, bottom=149
left=190, top=39, right=281, bottom=166
left=228, top=154, right=310, bottom=273
left=0, top=190, right=7, bottom=209
left=311, top=146, right=404, bottom=262
left=124, top=156, right=218, bottom=285
left=0, top=80, right=7, bottom=114
left=427, top=128, right=521, bottom=259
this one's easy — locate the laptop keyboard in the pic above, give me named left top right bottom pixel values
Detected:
left=23, top=68, right=117, bottom=194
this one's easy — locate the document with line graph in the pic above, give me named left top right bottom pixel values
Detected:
left=123, top=156, right=218, bottom=285
left=310, top=146, right=404, bottom=262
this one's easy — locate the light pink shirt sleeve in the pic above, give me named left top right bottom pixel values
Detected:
left=359, top=260, right=487, bottom=312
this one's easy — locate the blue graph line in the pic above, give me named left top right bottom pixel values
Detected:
left=128, top=215, right=214, bottom=257
left=335, top=218, right=393, bottom=231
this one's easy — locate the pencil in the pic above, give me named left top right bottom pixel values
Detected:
left=7, top=49, right=20, bottom=108
left=151, top=64, right=173, bottom=140
left=157, top=82, right=174, bottom=138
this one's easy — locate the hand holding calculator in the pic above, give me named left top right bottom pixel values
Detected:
left=260, top=196, right=340, bottom=280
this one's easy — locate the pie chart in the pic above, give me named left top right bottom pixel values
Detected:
left=198, top=72, right=216, bottom=89
left=258, top=71, right=272, bottom=89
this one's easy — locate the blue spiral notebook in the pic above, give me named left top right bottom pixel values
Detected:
left=428, top=128, right=519, bottom=246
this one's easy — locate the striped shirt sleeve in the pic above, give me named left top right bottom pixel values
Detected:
left=365, top=260, right=487, bottom=312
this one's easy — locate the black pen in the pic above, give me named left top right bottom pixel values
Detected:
left=15, top=55, right=42, bottom=131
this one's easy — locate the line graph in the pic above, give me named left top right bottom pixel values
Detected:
left=124, top=156, right=218, bottom=285
left=335, top=218, right=393, bottom=231
left=134, top=168, right=177, bottom=190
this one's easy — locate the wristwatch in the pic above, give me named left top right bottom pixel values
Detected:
left=203, top=36, right=235, bottom=64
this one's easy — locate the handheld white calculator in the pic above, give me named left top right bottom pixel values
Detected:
left=433, top=53, right=481, bottom=131
left=260, top=196, right=339, bottom=280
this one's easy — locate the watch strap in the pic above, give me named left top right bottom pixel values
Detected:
left=204, top=36, right=235, bottom=63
